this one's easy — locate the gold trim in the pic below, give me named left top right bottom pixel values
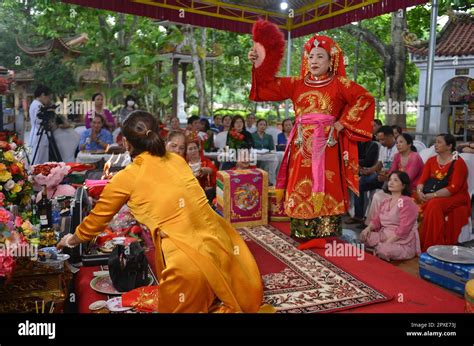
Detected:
left=312, top=192, right=325, bottom=213
left=270, top=216, right=290, bottom=222
left=133, top=0, right=288, bottom=28
left=338, top=75, right=352, bottom=88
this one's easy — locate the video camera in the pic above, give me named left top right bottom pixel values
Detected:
left=37, top=104, right=58, bottom=129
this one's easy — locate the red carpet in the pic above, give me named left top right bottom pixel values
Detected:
left=269, top=222, right=466, bottom=313
left=239, top=225, right=391, bottom=313
left=75, top=222, right=466, bottom=313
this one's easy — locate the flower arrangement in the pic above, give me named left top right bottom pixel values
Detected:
left=0, top=206, right=40, bottom=246
left=0, top=134, right=33, bottom=211
left=0, top=131, right=23, bottom=148
left=0, top=247, right=15, bottom=284
left=0, top=207, right=36, bottom=283
left=31, top=162, right=75, bottom=199
left=228, top=129, right=245, bottom=149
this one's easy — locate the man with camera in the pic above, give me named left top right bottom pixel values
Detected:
left=28, top=85, right=53, bottom=164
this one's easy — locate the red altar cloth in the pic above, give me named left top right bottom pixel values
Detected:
left=75, top=249, right=157, bottom=313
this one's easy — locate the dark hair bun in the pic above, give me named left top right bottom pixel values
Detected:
left=122, top=111, right=166, bottom=157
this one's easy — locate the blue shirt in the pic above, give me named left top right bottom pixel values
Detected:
left=79, top=128, right=113, bottom=151
left=277, top=133, right=289, bottom=151
left=277, top=133, right=288, bottom=145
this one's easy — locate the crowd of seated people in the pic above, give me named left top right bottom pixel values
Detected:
left=62, top=95, right=474, bottom=262
left=351, top=119, right=472, bottom=261
left=134, top=114, right=474, bottom=260
left=76, top=101, right=296, bottom=161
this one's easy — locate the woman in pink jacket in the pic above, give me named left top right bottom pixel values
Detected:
left=360, top=171, right=421, bottom=261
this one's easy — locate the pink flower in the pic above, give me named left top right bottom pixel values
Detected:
left=0, top=192, right=4, bottom=206
left=14, top=216, right=23, bottom=228
left=0, top=208, right=12, bottom=223
left=32, top=162, right=70, bottom=189
left=0, top=249, right=15, bottom=278
left=4, top=179, right=15, bottom=191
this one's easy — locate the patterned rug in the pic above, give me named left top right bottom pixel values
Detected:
left=238, top=225, right=392, bottom=313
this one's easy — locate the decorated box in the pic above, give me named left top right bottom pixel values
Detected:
left=268, top=187, right=289, bottom=222
left=216, top=169, right=268, bottom=227
left=419, top=252, right=474, bottom=295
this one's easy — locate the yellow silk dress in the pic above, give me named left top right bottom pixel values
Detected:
left=75, top=151, right=264, bottom=313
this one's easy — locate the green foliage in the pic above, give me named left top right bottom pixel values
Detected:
left=376, top=112, right=418, bottom=128
left=325, top=25, right=388, bottom=100
left=207, top=30, right=254, bottom=110
left=0, top=1, right=36, bottom=69
left=1, top=0, right=471, bottom=117
left=1, top=0, right=184, bottom=114
left=32, top=54, right=76, bottom=98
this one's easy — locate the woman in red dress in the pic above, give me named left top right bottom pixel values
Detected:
left=416, top=134, right=471, bottom=251
left=248, top=20, right=375, bottom=238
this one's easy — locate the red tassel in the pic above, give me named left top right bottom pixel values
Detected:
left=297, top=238, right=327, bottom=250
left=252, top=19, right=285, bottom=83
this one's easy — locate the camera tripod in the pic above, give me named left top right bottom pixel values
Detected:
left=31, top=121, right=62, bottom=164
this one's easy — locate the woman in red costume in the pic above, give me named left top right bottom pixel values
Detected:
left=248, top=20, right=375, bottom=238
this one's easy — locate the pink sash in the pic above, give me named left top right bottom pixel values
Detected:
left=276, top=113, right=335, bottom=196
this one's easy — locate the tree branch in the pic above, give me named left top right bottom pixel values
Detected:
left=341, top=24, right=390, bottom=61
left=98, top=15, right=109, bottom=32
left=123, top=16, right=138, bottom=47
left=118, top=13, right=125, bottom=46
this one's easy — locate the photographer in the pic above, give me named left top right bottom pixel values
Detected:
left=28, top=85, right=52, bottom=165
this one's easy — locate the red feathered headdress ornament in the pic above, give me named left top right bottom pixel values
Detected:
left=301, top=35, right=346, bottom=78
left=251, top=19, right=285, bottom=83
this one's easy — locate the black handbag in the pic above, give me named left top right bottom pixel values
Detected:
left=422, top=160, right=455, bottom=194
left=108, top=242, right=149, bottom=292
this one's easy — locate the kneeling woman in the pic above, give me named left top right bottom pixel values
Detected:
left=58, top=111, right=263, bottom=313
left=360, top=171, right=421, bottom=261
